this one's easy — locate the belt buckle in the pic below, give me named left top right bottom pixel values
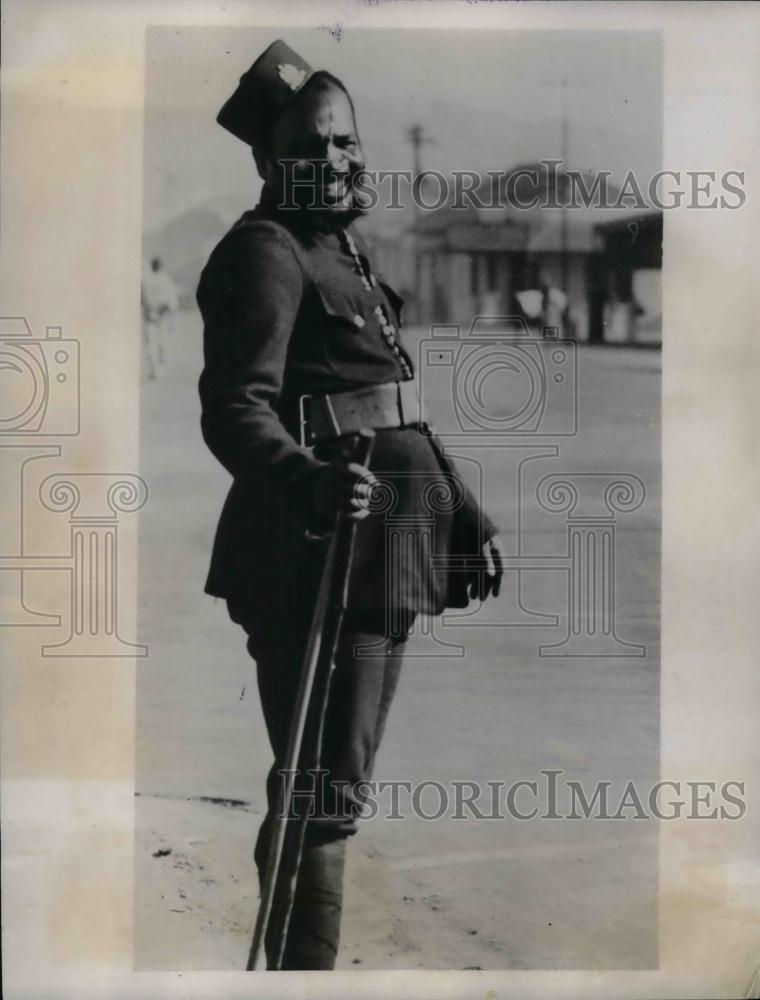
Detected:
left=399, top=378, right=423, bottom=430
left=298, top=394, right=314, bottom=448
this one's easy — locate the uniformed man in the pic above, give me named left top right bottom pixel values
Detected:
left=141, top=256, right=179, bottom=379
left=197, top=39, right=505, bottom=970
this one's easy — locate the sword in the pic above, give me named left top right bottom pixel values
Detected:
left=247, top=428, right=376, bottom=971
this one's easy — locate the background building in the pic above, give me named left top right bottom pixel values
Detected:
left=371, top=167, right=663, bottom=345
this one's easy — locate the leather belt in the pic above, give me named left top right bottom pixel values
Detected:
left=299, top=379, right=426, bottom=446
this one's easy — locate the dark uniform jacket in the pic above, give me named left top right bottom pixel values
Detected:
left=197, top=192, right=497, bottom=636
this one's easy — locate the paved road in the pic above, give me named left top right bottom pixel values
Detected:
left=135, top=313, right=660, bottom=970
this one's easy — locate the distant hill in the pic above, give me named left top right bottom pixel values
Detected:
left=143, top=165, right=622, bottom=306
left=142, top=193, right=404, bottom=308
left=142, top=197, right=247, bottom=308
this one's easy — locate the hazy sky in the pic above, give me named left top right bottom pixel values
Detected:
left=142, top=26, right=662, bottom=232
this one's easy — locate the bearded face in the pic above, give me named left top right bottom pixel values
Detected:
left=257, top=78, right=366, bottom=218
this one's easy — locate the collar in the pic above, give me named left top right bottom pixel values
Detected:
left=256, top=184, right=367, bottom=241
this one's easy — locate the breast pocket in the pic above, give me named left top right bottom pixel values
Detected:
left=314, top=283, right=369, bottom=334
left=312, top=282, right=400, bottom=384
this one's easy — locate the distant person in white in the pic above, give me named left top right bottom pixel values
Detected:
left=515, top=271, right=569, bottom=336
left=141, top=256, right=179, bottom=379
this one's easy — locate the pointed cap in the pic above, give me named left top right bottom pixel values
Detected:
left=216, top=39, right=314, bottom=147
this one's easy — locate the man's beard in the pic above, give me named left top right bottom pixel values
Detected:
left=263, top=164, right=369, bottom=233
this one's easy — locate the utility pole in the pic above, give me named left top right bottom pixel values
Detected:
left=560, top=77, right=569, bottom=295
left=540, top=78, right=571, bottom=296
left=407, top=124, right=432, bottom=214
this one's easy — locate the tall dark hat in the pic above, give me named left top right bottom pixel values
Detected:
left=216, top=39, right=314, bottom=148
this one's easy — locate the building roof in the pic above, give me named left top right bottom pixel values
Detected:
left=410, top=165, right=663, bottom=254
left=593, top=210, right=662, bottom=234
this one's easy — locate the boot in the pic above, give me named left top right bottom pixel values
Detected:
left=278, top=838, right=347, bottom=970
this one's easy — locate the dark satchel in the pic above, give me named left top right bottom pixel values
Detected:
left=424, top=431, right=498, bottom=609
